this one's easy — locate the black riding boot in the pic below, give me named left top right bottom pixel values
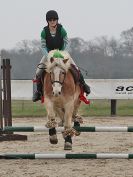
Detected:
left=32, top=78, right=42, bottom=102
left=79, top=72, right=91, bottom=95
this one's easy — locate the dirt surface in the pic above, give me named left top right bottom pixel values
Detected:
left=0, top=116, right=133, bottom=177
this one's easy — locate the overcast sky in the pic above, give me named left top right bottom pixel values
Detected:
left=0, top=0, right=132, bottom=50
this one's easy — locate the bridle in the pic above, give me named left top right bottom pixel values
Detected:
left=50, top=69, right=66, bottom=86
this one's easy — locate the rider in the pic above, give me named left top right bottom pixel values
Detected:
left=32, top=10, right=90, bottom=102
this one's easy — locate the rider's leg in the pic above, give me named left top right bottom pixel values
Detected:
left=79, top=71, right=90, bottom=95
left=32, top=76, right=42, bottom=102
left=32, top=56, right=46, bottom=102
left=70, top=59, right=91, bottom=95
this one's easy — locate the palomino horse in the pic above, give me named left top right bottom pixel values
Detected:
left=43, top=50, right=81, bottom=150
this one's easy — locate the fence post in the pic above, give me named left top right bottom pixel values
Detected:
left=111, top=99, right=116, bottom=116
left=2, top=59, right=12, bottom=126
left=0, top=52, right=3, bottom=128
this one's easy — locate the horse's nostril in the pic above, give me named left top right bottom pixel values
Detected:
left=59, top=92, right=61, bottom=95
left=53, top=92, right=54, bottom=95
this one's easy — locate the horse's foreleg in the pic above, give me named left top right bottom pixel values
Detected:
left=73, top=100, right=83, bottom=127
left=54, top=107, right=65, bottom=127
left=45, top=99, right=58, bottom=144
left=49, top=127, right=58, bottom=144
left=63, top=102, right=74, bottom=150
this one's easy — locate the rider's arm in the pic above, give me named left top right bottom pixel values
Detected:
left=61, top=27, right=70, bottom=51
left=41, top=30, right=48, bottom=57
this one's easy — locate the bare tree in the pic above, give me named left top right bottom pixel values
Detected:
left=16, top=40, right=32, bottom=54
left=108, top=37, right=120, bottom=57
left=94, top=36, right=109, bottom=56
left=30, top=40, right=41, bottom=52
left=120, top=27, right=133, bottom=55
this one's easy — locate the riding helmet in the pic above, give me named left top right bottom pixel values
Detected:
left=46, top=10, right=59, bottom=21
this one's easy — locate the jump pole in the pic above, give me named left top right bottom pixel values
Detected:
left=0, top=153, right=133, bottom=159
left=1, top=126, right=133, bottom=132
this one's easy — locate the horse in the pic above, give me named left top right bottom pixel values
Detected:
left=43, top=50, right=82, bottom=150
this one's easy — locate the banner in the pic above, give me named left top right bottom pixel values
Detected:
left=86, top=79, right=133, bottom=99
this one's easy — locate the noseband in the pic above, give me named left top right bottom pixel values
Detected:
left=51, top=80, right=64, bottom=85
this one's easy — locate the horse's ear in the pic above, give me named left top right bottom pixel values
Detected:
left=50, top=57, right=54, bottom=63
left=63, top=58, right=69, bottom=64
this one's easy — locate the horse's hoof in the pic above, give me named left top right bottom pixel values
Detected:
left=50, top=139, right=58, bottom=144
left=64, top=142, right=72, bottom=150
left=75, top=131, right=81, bottom=136
left=49, top=135, right=58, bottom=144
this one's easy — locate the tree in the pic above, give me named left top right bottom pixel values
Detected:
left=93, top=36, right=109, bottom=56
left=108, top=37, right=120, bottom=57
left=120, top=27, right=133, bottom=55
left=15, top=40, right=32, bottom=54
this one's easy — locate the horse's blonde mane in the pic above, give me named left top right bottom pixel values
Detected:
left=45, top=50, right=72, bottom=73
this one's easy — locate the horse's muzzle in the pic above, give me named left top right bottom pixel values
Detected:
left=53, top=91, right=61, bottom=97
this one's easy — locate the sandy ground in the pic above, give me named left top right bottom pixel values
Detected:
left=0, top=116, right=133, bottom=177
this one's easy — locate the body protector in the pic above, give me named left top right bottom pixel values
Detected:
left=44, top=24, right=64, bottom=52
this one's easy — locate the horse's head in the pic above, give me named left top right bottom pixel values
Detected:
left=46, top=50, right=71, bottom=97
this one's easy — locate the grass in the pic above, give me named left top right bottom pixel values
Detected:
left=79, top=100, right=111, bottom=116
left=12, top=100, right=47, bottom=117
left=11, top=100, right=133, bottom=117
left=117, top=100, right=133, bottom=116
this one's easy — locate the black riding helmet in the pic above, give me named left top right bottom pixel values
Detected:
left=46, top=10, right=59, bottom=21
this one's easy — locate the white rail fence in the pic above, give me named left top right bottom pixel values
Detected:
left=11, top=79, right=133, bottom=100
